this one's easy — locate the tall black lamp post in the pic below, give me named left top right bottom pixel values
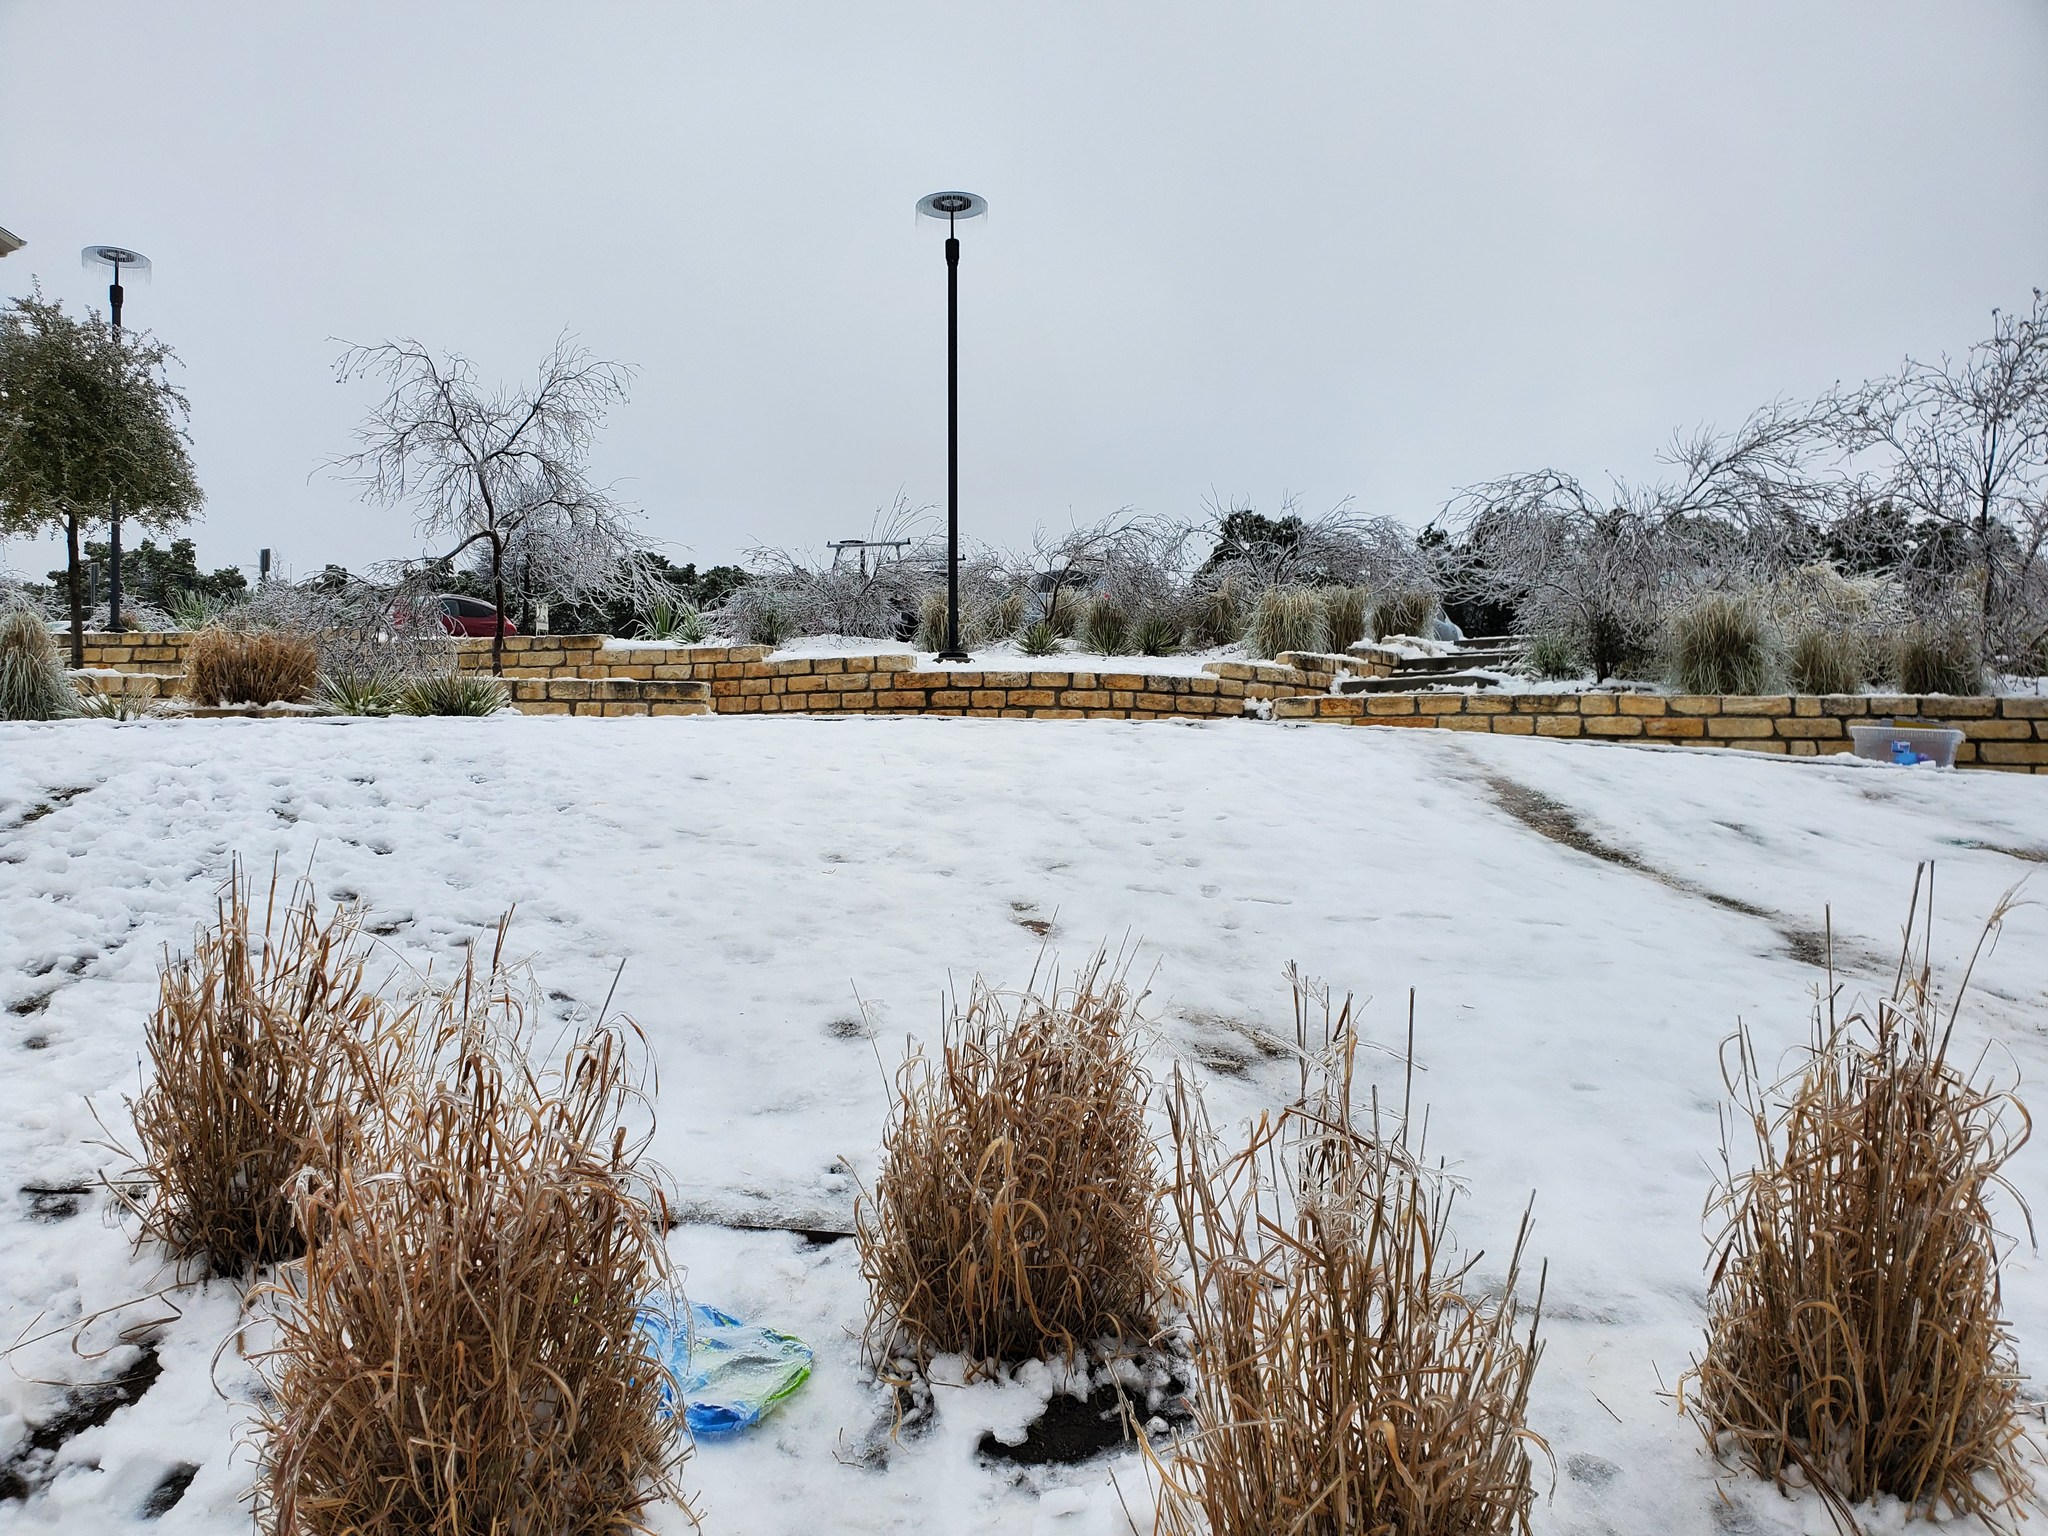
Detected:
left=915, top=191, right=985, bottom=663
left=81, top=244, right=151, bottom=631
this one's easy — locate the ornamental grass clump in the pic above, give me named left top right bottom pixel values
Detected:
left=1787, top=625, right=1863, bottom=696
left=1670, top=592, right=1776, bottom=695
left=1155, top=976, right=1547, bottom=1536
left=1369, top=587, right=1439, bottom=641
left=0, top=606, right=76, bottom=720
left=1244, top=586, right=1329, bottom=660
left=1322, top=585, right=1371, bottom=652
left=1895, top=620, right=1985, bottom=695
left=1684, top=883, right=2037, bottom=1529
left=127, top=869, right=399, bottom=1277
left=315, top=672, right=398, bottom=717
left=1186, top=580, right=1243, bottom=649
left=183, top=625, right=319, bottom=706
left=856, top=953, right=1167, bottom=1376
left=255, top=943, right=690, bottom=1536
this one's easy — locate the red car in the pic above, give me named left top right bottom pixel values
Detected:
left=434, top=595, right=518, bottom=637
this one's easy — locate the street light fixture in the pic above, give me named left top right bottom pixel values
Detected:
left=915, top=191, right=986, bottom=663
left=81, top=244, right=152, bottom=631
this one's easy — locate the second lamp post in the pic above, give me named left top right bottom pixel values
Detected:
left=915, top=191, right=985, bottom=663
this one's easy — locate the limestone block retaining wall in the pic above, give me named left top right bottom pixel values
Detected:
left=1270, top=690, right=2048, bottom=772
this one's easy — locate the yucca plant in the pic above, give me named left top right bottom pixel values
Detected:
left=74, top=687, right=156, bottom=720
left=857, top=953, right=1167, bottom=1376
left=1019, top=618, right=1061, bottom=657
left=1895, top=620, right=1984, bottom=695
left=635, top=594, right=704, bottom=643
left=1369, top=587, right=1439, bottom=641
left=1670, top=593, right=1776, bottom=695
left=1685, top=881, right=2036, bottom=1527
left=0, top=607, right=77, bottom=720
left=1787, top=625, right=1863, bottom=696
left=184, top=626, right=320, bottom=706
left=1243, top=586, right=1329, bottom=659
left=1523, top=631, right=1580, bottom=681
left=316, top=672, right=399, bottom=717
left=1079, top=594, right=1132, bottom=656
left=395, top=673, right=509, bottom=717
left=1133, top=612, right=1180, bottom=656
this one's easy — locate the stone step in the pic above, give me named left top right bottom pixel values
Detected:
left=1336, top=672, right=1503, bottom=694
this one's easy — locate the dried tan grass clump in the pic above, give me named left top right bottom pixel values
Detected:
left=1154, top=976, right=1547, bottom=1536
left=1684, top=881, right=2038, bottom=1529
left=256, top=939, right=690, bottom=1536
left=183, top=625, right=319, bottom=705
left=856, top=954, right=1167, bottom=1375
left=126, top=869, right=398, bottom=1277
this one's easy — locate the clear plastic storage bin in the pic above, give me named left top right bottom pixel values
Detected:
left=1848, top=721, right=1965, bottom=768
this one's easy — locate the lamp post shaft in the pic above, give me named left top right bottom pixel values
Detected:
left=108, top=268, right=126, bottom=631
left=940, top=232, right=967, bottom=660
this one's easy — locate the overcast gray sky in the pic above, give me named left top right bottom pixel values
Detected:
left=3, top=1, right=2045, bottom=585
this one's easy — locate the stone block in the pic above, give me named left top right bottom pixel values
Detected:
left=1772, top=717, right=1844, bottom=739
left=1959, top=718, right=2033, bottom=740
left=1669, top=695, right=1723, bottom=716
left=1644, top=716, right=1705, bottom=739
left=1617, top=693, right=1667, bottom=716
left=1706, top=716, right=1775, bottom=738
left=1491, top=715, right=1535, bottom=734
left=1720, top=695, right=1790, bottom=716
left=1979, top=741, right=2048, bottom=765
left=1365, top=695, right=1416, bottom=715
left=1578, top=693, right=1617, bottom=715
left=1536, top=715, right=1583, bottom=737
left=1584, top=716, right=1644, bottom=737
left=1418, top=695, right=1467, bottom=715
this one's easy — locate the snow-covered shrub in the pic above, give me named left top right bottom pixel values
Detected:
left=127, top=871, right=396, bottom=1276
left=1155, top=975, right=1546, bottom=1536
left=1369, top=587, right=1440, bottom=641
left=256, top=954, right=689, bottom=1534
left=1079, top=594, right=1131, bottom=656
left=396, top=673, right=509, bottom=716
left=716, top=584, right=793, bottom=648
left=1787, top=626, right=1862, bottom=695
left=1244, top=586, right=1329, bottom=659
left=1686, top=890, right=2034, bottom=1524
left=856, top=954, right=1166, bottom=1375
left=1669, top=593, right=1776, bottom=696
left=183, top=626, right=320, bottom=705
left=1895, top=619, right=1985, bottom=695
left=0, top=606, right=77, bottom=720
left=1321, top=585, right=1371, bottom=652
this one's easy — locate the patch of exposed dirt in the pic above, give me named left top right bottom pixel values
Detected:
left=140, top=1462, right=199, bottom=1518
left=1482, top=774, right=1867, bottom=971
left=1961, top=840, right=2048, bottom=864
left=977, top=1372, right=1191, bottom=1467
left=0, top=1340, right=162, bottom=1503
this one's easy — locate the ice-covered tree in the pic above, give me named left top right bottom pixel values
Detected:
left=331, top=336, right=646, bottom=673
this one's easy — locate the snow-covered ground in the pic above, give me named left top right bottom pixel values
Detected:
left=2, top=713, right=2045, bottom=1535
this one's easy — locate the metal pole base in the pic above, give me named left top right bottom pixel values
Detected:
left=935, top=647, right=972, bottom=664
